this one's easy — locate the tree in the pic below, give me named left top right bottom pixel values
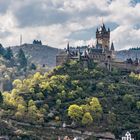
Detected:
left=36, top=92, right=44, bottom=100
left=0, top=44, right=6, bottom=56
left=89, top=97, right=102, bottom=113
left=0, top=91, right=3, bottom=105
left=82, top=112, right=93, bottom=125
left=108, top=84, right=116, bottom=93
left=13, top=79, right=22, bottom=88
left=27, top=100, right=38, bottom=123
left=107, top=111, right=116, bottom=126
left=89, top=97, right=102, bottom=123
left=17, top=48, right=27, bottom=68
left=15, top=112, right=23, bottom=120
left=96, top=82, right=104, bottom=90
left=56, top=99, right=61, bottom=108
left=28, top=100, right=35, bottom=107
left=30, top=63, right=36, bottom=70
left=17, top=104, right=26, bottom=114
left=136, top=101, right=140, bottom=110
left=81, top=104, right=90, bottom=113
left=4, top=47, right=13, bottom=60
left=123, top=94, right=135, bottom=109
left=68, top=104, right=83, bottom=121
left=15, top=104, right=26, bottom=120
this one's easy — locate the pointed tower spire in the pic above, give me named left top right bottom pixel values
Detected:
left=78, top=48, right=81, bottom=61
left=108, top=28, right=110, bottom=32
left=111, top=42, right=115, bottom=51
left=67, top=42, right=70, bottom=54
left=96, top=28, right=99, bottom=33
left=102, top=23, right=106, bottom=32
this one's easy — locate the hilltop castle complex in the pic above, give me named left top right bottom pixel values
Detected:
left=56, top=23, right=140, bottom=71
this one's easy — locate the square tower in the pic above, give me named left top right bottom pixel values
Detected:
left=96, top=23, right=110, bottom=52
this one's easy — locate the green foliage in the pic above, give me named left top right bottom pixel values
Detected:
left=0, top=91, right=3, bottom=105
left=96, top=82, right=104, bottom=90
left=68, top=104, right=83, bottom=121
left=136, top=101, right=140, bottom=110
left=1, top=60, right=140, bottom=135
left=56, top=99, right=62, bottom=107
left=108, top=84, right=116, bottom=93
left=30, top=63, right=36, bottom=70
left=89, top=97, right=102, bottom=113
left=36, top=92, right=44, bottom=100
left=129, top=72, right=140, bottom=84
left=0, top=44, right=6, bottom=56
left=17, top=48, right=27, bottom=68
left=123, top=94, right=135, bottom=109
left=107, top=111, right=116, bottom=126
left=68, top=97, right=102, bottom=126
left=4, top=47, right=13, bottom=60
left=82, top=112, right=93, bottom=125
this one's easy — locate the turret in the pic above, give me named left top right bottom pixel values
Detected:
left=78, top=48, right=81, bottom=61
left=66, top=42, right=70, bottom=54
left=111, top=42, right=115, bottom=51
left=134, top=57, right=139, bottom=66
left=96, top=28, right=99, bottom=33
left=102, top=23, right=106, bottom=32
left=108, top=28, right=110, bottom=32
left=96, top=23, right=110, bottom=51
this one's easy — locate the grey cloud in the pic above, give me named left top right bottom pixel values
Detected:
left=68, top=27, right=95, bottom=40
left=11, top=0, right=109, bottom=27
left=13, top=1, right=70, bottom=27
left=0, top=31, right=12, bottom=38
left=68, top=22, right=118, bottom=41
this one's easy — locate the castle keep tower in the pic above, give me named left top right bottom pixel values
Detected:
left=56, top=23, right=115, bottom=66
left=96, top=23, right=110, bottom=52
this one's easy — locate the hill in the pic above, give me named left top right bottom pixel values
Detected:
left=0, top=60, right=140, bottom=139
left=11, top=43, right=60, bottom=68
left=116, top=49, right=140, bottom=61
left=11, top=44, right=140, bottom=68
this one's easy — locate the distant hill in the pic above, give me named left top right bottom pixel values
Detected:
left=10, top=44, right=140, bottom=68
left=115, top=49, right=140, bottom=61
left=11, top=43, right=61, bottom=68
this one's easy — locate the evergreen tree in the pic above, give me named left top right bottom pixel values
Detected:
left=4, top=47, right=13, bottom=60
left=0, top=44, right=6, bottom=56
left=0, top=91, right=3, bottom=105
left=17, top=48, right=27, bottom=68
left=30, top=63, right=36, bottom=70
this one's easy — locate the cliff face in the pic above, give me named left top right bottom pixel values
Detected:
left=11, top=44, right=61, bottom=68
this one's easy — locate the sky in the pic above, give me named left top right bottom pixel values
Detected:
left=0, top=0, right=140, bottom=50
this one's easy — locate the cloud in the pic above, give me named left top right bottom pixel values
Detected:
left=0, top=0, right=11, bottom=14
left=0, top=0, right=140, bottom=50
left=111, top=25, right=140, bottom=50
left=10, top=0, right=109, bottom=27
left=13, top=1, right=70, bottom=27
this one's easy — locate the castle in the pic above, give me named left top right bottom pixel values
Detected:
left=56, top=23, right=140, bottom=72
left=56, top=23, right=115, bottom=67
